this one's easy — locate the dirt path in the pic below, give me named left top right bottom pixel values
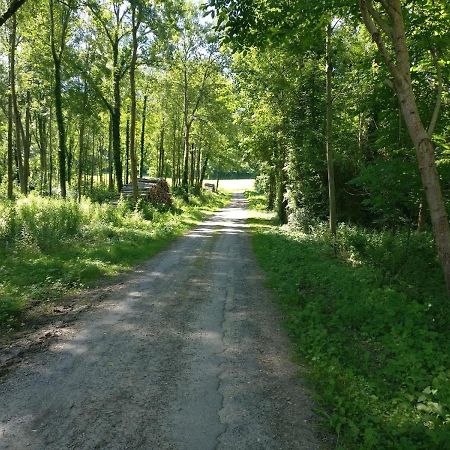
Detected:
left=0, top=194, right=322, bottom=450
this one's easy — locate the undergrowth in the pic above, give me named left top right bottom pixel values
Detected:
left=246, top=193, right=450, bottom=449
left=0, top=191, right=229, bottom=331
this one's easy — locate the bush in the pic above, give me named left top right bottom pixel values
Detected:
left=251, top=220, right=450, bottom=449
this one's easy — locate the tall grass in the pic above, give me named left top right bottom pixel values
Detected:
left=246, top=193, right=450, bottom=449
left=0, top=192, right=229, bottom=330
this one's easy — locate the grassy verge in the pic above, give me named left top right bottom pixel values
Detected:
left=245, top=192, right=450, bottom=449
left=0, top=191, right=230, bottom=332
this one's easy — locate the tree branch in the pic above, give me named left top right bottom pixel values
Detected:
left=428, top=48, right=443, bottom=137
left=359, top=0, right=400, bottom=81
left=0, top=0, right=27, bottom=27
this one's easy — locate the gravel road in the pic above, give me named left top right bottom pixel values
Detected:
left=0, top=194, right=322, bottom=450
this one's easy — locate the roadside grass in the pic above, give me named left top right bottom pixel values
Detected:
left=0, top=191, right=229, bottom=332
left=245, top=192, right=450, bottom=449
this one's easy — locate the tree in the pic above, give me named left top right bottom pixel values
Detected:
left=49, top=0, right=75, bottom=198
left=0, top=0, right=27, bottom=28
left=208, top=0, right=450, bottom=294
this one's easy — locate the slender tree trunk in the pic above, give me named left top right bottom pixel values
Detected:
left=276, top=158, right=288, bottom=224
left=10, top=15, right=26, bottom=195
left=24, top=90, right=31, bottom=189
left=189, top=143, right=195, bottom=187
left=108, top=116, right=113, bottom=191
left=99, top=141, right=103, bottom=185
left=140, top=95, right=147, bottom=178
left=158, top=118, right=165, bottom=177
left=268, top=169, right=276, bottom=210
left=7, top=48, right=14, bottom=199
left=360, top=0, right=450, bottom=294
left=326, top=22, right=337, bottom=236
left=67, top=134, right=74, bottom=185
left=125, top=116, right=130, bottom=184
left=195, top=147, right=201, bottom=188
left=37, top=114, right=48, bottom=195
left=49, top=0, right=69, bottom=198
left=112, top=41, right=123, bottom=192
left=7, top=96, right=14, bottom=199
left=49, top=103, right=53, bottom=195
left=129, top=6, right=139, bottom=201
left=52, top=58, right=67, bottom=198
left=199, top=154, right=209, bottom=189
left=182, top=62, right=190, bottom=198
left=77, top=119, right=85, bottom=202
left=90, top=133, right=95, bottom=193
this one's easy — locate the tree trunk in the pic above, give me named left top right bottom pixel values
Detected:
left=10, top=14, right=26, bottom=195
left=7, top=45, right=14, bottom=199
left=268, top=169, right=276, bottom=210
left=24, top=90, right=31, bottom=189
left=90, top=133, right=95, bottom=193
left=182, top=60, right=190, bottom=198
left=276, top=162, right=288, bottom=225
left=189, top=143, right=195, bottom=188
left=140, top=95, right=147, bottom=178
left=171, top=116, right=177, bottom=187
left=125, top=116, right=130, bottom=184
left=158, top=117, right=165, bottom=177
left=7, top=94, right=13, bottom=199
left=129, top=6, right=139, bottom=201
left=52, top=58, right=67, bottom=198
left=199, top=154, right=209, bottom=189
left=67, top=133, right=74, bottom=185
left=37, top=113, right=48, bottom=195
left=182, top=124, right=190, bottom=198
left=326, top=22, right=337, bottom=236
left=49, top=103, right=53, bottom=195
left=360, top=0, right=450, bottom=294
left=398, top=85, right=450, bottom=292
left=77, top=119, right=85, bottom=202
left=112, top=41, right=123, bottom=192
left=108, top=116, right=114, bottom=191
left=49, top=0, right=68, bottom=198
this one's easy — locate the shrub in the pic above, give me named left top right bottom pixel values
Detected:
left=251, top=221, right=450, bottom=449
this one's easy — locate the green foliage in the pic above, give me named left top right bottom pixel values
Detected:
left=0, top=191, right=230, bottom=331
left=250, top=214, right=450, bottom=449
left=351, top=159, right=422, bottom=227
left=243, top=190, right=267, bottom=211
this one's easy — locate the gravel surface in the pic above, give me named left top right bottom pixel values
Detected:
left=0, top=194, right=323, bottom=450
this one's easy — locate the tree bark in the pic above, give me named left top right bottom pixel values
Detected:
left=276, top=161, right=288, bottom=225
left=112, top=40, right=123, bottom=192
left=158, top=117, right=165, bottom=177
left=128, top=5, right=139, bottom=201
left=24, top=90, right=31, bottom=189
left=199, top=154, right=209, bottom=189
left=125, top=116, right=130, bottom=184
left=0, top=0, right=27, bottom=28
left=140, top=95, right=147, bottom=178
left=49, top=103, right=53, bottom=195
left=49, top=0, right=69, bottom=198
left=10, top=14, right=26, bottom=195
left=360, top=0, right=450, bottom=294
left=77, top=119, right=85, bottom=201
left=108, top=116, right=114, bottom=190
left=326, top=22, right=336, bottom=236
left=37, top=113, right=48, bottom=195
left=7, top=91, right=13, bottom=199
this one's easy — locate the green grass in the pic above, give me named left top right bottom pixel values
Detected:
left=245, top=195, right=450, bottom=449
left=0, top=191, right=230, bottom=331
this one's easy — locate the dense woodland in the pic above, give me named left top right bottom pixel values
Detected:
left=0, top=0, right=240, bottom=204
left=1, top=0, right=450, bottom=447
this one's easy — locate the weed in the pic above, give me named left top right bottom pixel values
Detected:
left=248, top=210, right=450, bottom=449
